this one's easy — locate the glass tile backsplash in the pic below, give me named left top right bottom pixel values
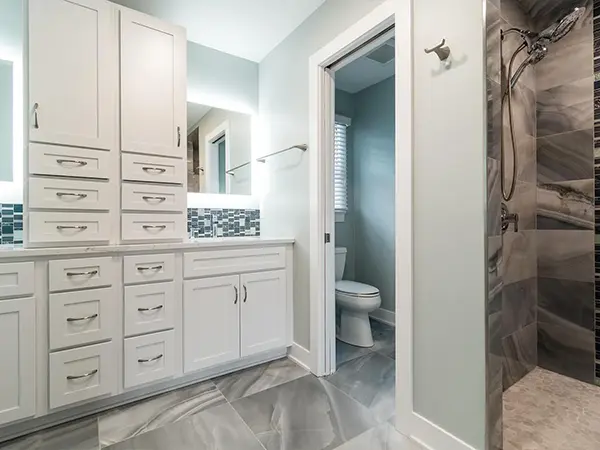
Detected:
left=0, top=204, right=260, bottom=245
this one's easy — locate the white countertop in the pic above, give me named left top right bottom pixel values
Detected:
left=0, top=237, right=294, bottom=260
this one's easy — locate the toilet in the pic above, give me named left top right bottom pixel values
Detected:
left=335, top=247, right=381, bottom=347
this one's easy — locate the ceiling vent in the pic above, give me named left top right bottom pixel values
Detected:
left=365, top=39, right=395, bottom=65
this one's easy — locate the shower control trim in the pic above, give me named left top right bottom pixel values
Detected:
left=501, top=203, right=519, bottom=233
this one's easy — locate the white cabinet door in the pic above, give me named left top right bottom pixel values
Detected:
left=183, top=275, right=240, bottom=373
left=0, top=298, right=35, bottom=426
left=29, top=0, right=116, bottom=150
left=120, top=8, right=186, bottom=158
left=240, top=270, right=287, bottom=357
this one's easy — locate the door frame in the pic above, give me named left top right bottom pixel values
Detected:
left=204, top=120, right=231, bottom=194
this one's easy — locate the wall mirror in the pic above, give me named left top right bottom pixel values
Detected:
left=187, top=102, right=253, bottom=196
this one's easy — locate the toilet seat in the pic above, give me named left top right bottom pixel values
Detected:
left=335, top=280, right=379, bottom=298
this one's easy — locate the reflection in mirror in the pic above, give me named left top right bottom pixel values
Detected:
left=0, top=59, right=13, bottom=182
left=187, top=102, right=252, bottom=196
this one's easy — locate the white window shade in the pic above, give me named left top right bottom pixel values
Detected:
left=334, top=121, right=348, bottom=212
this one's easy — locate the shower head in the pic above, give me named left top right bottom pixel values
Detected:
left=509, top=45, right=548, bottom=88
left=538, top=7, right=586, bottom=43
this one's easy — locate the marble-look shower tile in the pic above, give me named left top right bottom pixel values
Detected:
left=487, top=3, right=503, bottom=84
left=370, top=319, right=395, bottom=359
left=487, top=80, right=502, bottom=160
left=537, top=179, right=594, bottom=230
left=335, top=423, right=423, bottom=450
left=519, top=0, right=593, bottom=39
left=337, top=339, right=372, bottom=365
left=537, top=230, right=594, bottom=282
left=538, top=277, right=594, bottom=330
left=502, top=322, right=537, bottom=390
left=505, top=181, right=536, bottom=230
left=231, top=374, right=377, bottom=450
left=536, top=39, right=594, bottom=91
left=537, top=129, right=594, bottom=182
left=503, top=230, right=536, bottom=284
left=500, top=0, right=532, bottom=29
left=213, top=358, right=308, bottom=402
left=537, top=318, right=595, bottom=385
left=501, top=134, right=536, bottom=185
left=105, top=402, right=264, bottom=450
left=488, top=158, right=502, bottom=235
left=325, top=352, right=395, bottom=423
left=98, top=380, right=226, bottom=447
left=503, top=81, right=536, bottom=138
left=0, top=418, right=99, bottom=450
left=502, top=278, right=537, bottom=338
left=537, top=77, right=594, bottom=137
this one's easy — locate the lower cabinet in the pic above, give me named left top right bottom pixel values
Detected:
left=0, top=298, right=35, bottom=426
left=124, top=330, right=175, bottom=388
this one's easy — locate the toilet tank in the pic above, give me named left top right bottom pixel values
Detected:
left=335, top=247, right=347, bottom=281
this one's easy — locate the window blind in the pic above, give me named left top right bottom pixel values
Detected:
left=334, top=121, right=348, bottom=212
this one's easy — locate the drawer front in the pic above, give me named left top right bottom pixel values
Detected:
left=184, top=247, right=286, bottom=279
left=0, top=262, right=34, bottom=299
left=29, top=212, right=110, bottom=244
left=29, top=178, right=114, bottom=211
left=124, top=282, right=175, bottom=337
left=49, top=257, right=116, bottom=292
left=122, top=214, right=185, bottom=242
left=49, top=288, right=116, bottom=350
left=49, top=341, right=117, bottom=409
left=123, top=254, right=175, bottom=285
left=122, top=153, right=185, bottom=185
left=29, top=143, right=111, bottom=180
left=122, top=183, right=186, bottom=213
left=124, top=330, right=175, bottom=389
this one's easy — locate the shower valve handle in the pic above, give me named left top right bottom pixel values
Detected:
left=501, top=204, right=519, bottom=233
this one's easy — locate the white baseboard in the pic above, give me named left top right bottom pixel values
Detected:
left=288, top=343, right=312, bottom=372
left=370, top=307, right=396, bottom=326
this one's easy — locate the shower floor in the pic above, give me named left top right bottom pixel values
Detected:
left=503, top=367, right=600, bottom=450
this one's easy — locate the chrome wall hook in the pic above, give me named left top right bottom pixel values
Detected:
left=424, top=38, right=451, bottom=61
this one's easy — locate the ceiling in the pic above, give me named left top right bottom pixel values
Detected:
left=187, top=102, right=212, bottom=131
left=335, top=39, right=395, bottom=94
left=111, top=0, right=326, bottom=62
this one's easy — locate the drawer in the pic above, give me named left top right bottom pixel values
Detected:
left=49, top=287, right=116, bottom=350
left=29, top=212, right=110, bottom=244
left=124, top=282, right=175, bottom=337
left=0, top=262, right=34, bottom=299
left=123, top=253, right=175, bottom=285
left=122, top=153, right=186, bottom=185
left=49, top=257, right=115, bottom=292
left=122, top=214, right=185, bottom=242
left=29, top=143, right=111, bottom=179
left=184, top=247, right=286, bottom=279
left=122, top=183, right=186, bottom=213
left=49, top=341, right=117, bottom=409
left=124, top=330, right=175, bottom=389
left=29, top=178, right=114, bottom=211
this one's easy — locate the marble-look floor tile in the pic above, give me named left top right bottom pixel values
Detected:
left=502, top=322, right=537, bottom=390
left=537, top=179, right=593, bottom=230
left=98, top=380, right=226, bottom=447
left=105, top=402, right=264, bottom=450
left=213, top=358, right=308, bottom=402
left=336, top=339, right=372, bottom=365
left=0, top=418, right=99, bottom=450
left=537, top=129, right=593, bottom=182
left=326, top=352, right=395, bottom=423
left=231, top=374, right=377, bottom=450
left=502, top=278, right=536, bottom=338
left=502, top=230, right=536, bottom=284
left=334, top=423, right=423, bottom=450
left=537, top=230, right=594, bottom=282
left=370, top=319, right=395, bottom=359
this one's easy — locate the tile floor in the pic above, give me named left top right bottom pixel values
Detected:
left=504, top=367, right=600, bottom=450
left=0, top=321, right=419, bottom=450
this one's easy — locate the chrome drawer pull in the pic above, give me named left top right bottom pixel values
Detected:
left=57, top=225, right=88, bottom=231
left=66, top=270, right=98, bottom=277
left=243, top=285, right=248, bottom=303
left=142, top=167, right=166, bottom=174
left=138, top=354, right=163, bottom=363
left=57, top=159, right=87, bottom=167
left=138, top=305, right=163, bottom=312
left=143, top=225, right=166, bottom=230
left=234, top=286, right=239, bottom=304
left=137, top=265, right=163, bottom=271
left=67, top=369, right=98, bottom=380
left=142, top=196, right=167, bottom=202
left=57, top=192, right=88, bottom=199
left=67, top=313, right=99, bottom=322
left=33, top=102, right=39, bottom=129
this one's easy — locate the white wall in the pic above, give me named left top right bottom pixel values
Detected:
left=258, top=0, right=386, bottom=350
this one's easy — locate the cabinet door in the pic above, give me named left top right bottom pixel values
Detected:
left=240, top=270, right=287, bottom=357
left=0, top=298, right=35, bottom=426
left=29, top=0, right=116, bottom=150
left=120, top=8, right=186, bottom=158
left=183, top=275, right=239, bottom=373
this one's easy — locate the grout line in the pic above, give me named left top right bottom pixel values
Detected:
left=225, top=394, right=268, bottom=450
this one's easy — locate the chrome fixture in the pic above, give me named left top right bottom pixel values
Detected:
left=501, top=203, right=519, bottom=233
left=256, top=144, right=308, bottom=163
left=500, top=7, right=585, bottom=201
left=424, top=38, right=451, bottom=61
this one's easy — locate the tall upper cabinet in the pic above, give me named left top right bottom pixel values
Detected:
left=26, top=0, right=187, bottom=247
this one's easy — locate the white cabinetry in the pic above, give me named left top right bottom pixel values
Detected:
left=0, top=298, right=35, bottom=426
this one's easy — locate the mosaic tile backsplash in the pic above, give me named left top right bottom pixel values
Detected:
left=0, top=204, right=259, bottom=244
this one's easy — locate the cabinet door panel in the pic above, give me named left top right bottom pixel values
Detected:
left=0, top=298, right=35, bottom=426
left=29, top=0, right=116, bottom=149
left=183, top=275, right=239, bottom=373
left=120, top=9, right=186, bottom=158
left=241, top=270, right=287, bottom=357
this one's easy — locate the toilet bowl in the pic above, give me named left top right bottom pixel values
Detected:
left=335, top=248, right=381, bottom=348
